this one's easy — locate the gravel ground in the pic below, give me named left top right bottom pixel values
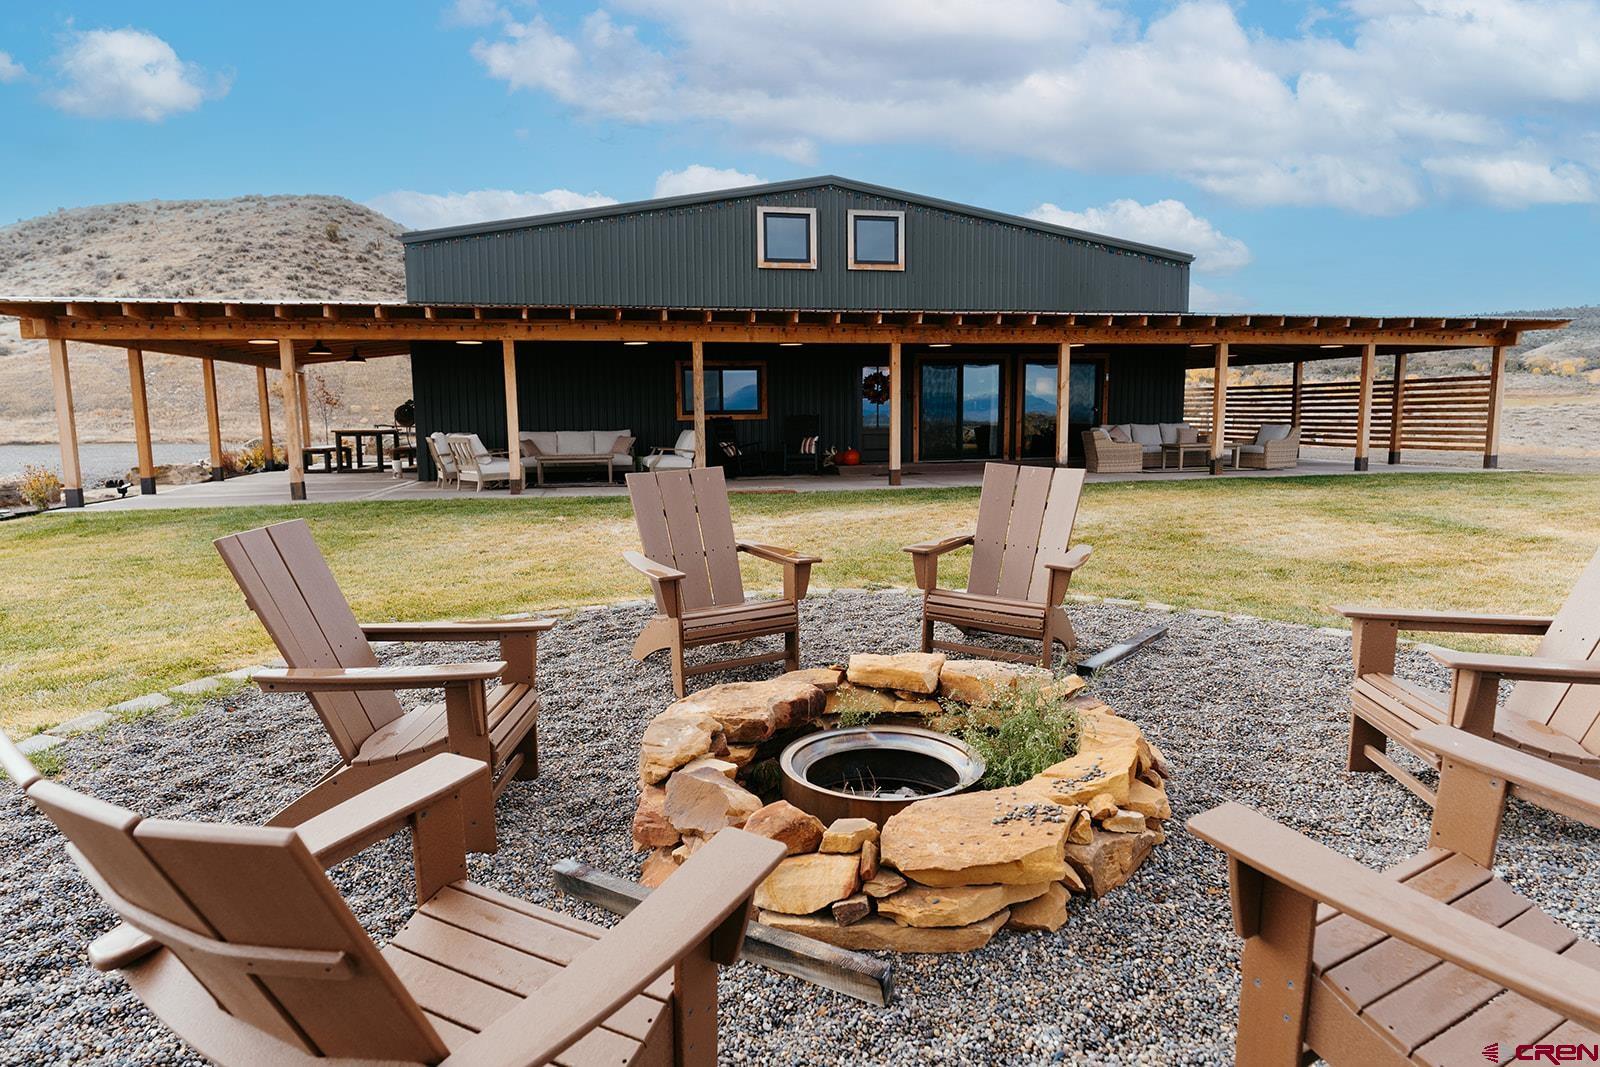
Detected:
left=3, top=591, right=1596, bottom=1066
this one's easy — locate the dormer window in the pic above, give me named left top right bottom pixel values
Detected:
left=756, top=206, right=817, bottom=269
left=848, top=210, right=905, bottom=270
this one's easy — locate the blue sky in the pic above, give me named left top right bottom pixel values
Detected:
left=2, top=0, right=1597, bottom=314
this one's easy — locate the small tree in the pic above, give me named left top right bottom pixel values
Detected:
left=18, top=465, right=61, bottom=510
left=309, top=372, right=343, bottom=444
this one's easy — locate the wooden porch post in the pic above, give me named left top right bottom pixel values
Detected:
left=255, top=365, right=274, bottom=467
left=128, top=347, right=156, bottom=495
left=1055, top=341, right=1071, bottom=466
left=1290, top=360, right=1304, bottom=429
left=1387, top=352, right=1408, bottom=465
left=297, top=372, right=313, bottom=447
left=1483, top=345, right=1506, bottom=469
left=889, top=341, right=903, bottom=485
left=1209, top=343, right=1229, bottom=475
left=279, top=339, right=306, bottom=501
left=691, top=340, right=707, bottom=469
left=202, top=357, right=224, bottom=480
left=502, top=338, right=523, bottom=493
left=48, top=337, right=84, bottom=507
left=1355, top=342, right=1376, bottom=471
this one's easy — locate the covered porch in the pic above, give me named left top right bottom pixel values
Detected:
left=0, top=298, right=1562, bottom=505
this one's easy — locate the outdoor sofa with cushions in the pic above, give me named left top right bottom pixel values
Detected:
left=643, top=428, right=697, bottom=471
left=1083, top=422, right=1203, bottom=472
left=518, top=429, right=635, bottom=485
left=1236, top=422, right=1300, bottom=469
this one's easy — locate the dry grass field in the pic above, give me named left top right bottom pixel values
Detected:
left=3, top=472, right=1596, bottom=736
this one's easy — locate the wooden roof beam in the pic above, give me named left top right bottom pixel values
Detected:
left=65, top=302, right=99, bottom=319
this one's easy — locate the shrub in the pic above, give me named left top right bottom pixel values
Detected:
left=929, top=679, right=1082, bottom=790
left=17, top=465, right=61, bottom=510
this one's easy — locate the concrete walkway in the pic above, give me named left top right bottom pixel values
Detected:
left=74, top=451, right=1501, bottom=511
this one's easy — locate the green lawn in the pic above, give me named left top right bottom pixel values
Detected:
left=2, top=472, right=1595, bottom=736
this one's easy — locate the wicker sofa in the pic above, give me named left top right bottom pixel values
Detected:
left=1083, top=422, right=1204, bottom=472
left=1235, top=423, right=1300, bottom=469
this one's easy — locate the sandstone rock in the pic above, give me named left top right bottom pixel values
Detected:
left=862, top=871, right=906, bottom=898
left=743, top=800, right=824, bottom=856
left=877, top=881, right=1050, bottom=928
left=859, top=839, right=880, bottom=881
left=846, top=652, right=945, bottom=695
left=640, top=848, right=680, bottom=888
left=680, top=756, right=738, bottom=779
left=824, top=683, right=899, bottom=717
left=1125, top=778, right=1171, bottom=820
left=820, top=818, right=878, bottom=854
left=893, top=698, right=943, bottom=716
left=937, top=660, right=1048, bottom=705
left=631, top=785, right=681, bottom=850
left=639, top=710, right=724, bottom=785
left=1067, top=808, right=1095, bottom=845
left=1086, top=792, right=1119, bottom=821
left=1059, top=862, right=1087, bottom=894
left=1063, top=827, right=1159, bottom=897
left=1031, top=740, right=1139, bottom=806
left=780, top=667, right=845, bottom=693
left=724, top=744, right=760, bottom=768
left=663, top=766, right=762, bottom=835
left=1147, top=741, right=1173, bottom=779
left=753, top=853, right=862, bottom=915
left=666, top=678, right=825, bottom=743
left=759, top=909, right=1010, bottom=953
left=1006, top=882, right=1069, bottom=932
left=1102, top=808, right=1147, bottom=833
left=1049, top=674, right=1088, bottom=700
left=671, top=835, right=708, bottom=862
left=831, top=894, right=871, bottom=926
left=881, top=787, right=1070, bottom=887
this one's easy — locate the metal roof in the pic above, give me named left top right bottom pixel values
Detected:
left=397, top=175, right=1198, bottom=264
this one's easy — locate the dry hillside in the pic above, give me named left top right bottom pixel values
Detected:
left=0, top=195, right=410, bottom=443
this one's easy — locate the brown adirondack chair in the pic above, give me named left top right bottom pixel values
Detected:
left=625, top=467, right=820, bottom=696
left=0, top=734, right=785, bottom=1067
left=1341, top=546, right=1600, bottom=805
left=904, top=463, right=1092, bottom=667
left=215, top=519, right=554, bottom=852
left=1190, top=724, right=1600, bottom=1066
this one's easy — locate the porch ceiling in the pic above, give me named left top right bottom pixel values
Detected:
left=0, top=298, right=1567, bottom=366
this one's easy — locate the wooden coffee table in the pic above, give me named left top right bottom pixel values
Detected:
left=1162, top=442, right=1240, bottom=470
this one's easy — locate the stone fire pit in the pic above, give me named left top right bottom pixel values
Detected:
left=633, top=652, right=1172, bottom=953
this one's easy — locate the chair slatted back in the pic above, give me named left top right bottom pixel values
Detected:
left=215, top=521, right=402, bottom=761
left=966, top=464, right=1087, bottom=604
left=23, top=774, right=446, bottom=1062
left=1507, top=547, right=1600, bottom=754
left=427, top=433, right=457, bottom=476
left=627, top=467, right=745, bottom=610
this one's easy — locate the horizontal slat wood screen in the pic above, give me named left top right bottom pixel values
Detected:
left=1183, top=374, right=1492, bottom=452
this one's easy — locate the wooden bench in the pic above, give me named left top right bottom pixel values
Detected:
left=302, top=445, right=351, bottom=472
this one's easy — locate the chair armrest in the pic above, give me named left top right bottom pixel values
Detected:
left=623, top=550, right=685, bottom=584
left=360, top=619, right=556, bottom=642
left=903, top=532, right=975, bottom=556
left=737, top=540, right=822, bottom=566
left=1414, top=726, right=1600, bottom=830
left=1430, top=649, right=1600, bottom=684
left=1188, top=802, right=1600, bottom=1033
left=1336, top=606, right=1554, bottom=635
left=254, top=662, right=506, bottom=693
left=1044, top=544, right=1093, bottom=572
left=450, top=830, right=786, bottom=1067
left=294, top=753, right=487, bottom=867
left=88, top=923, right=161, bottom=972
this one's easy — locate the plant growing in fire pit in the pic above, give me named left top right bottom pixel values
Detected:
left=929, top=679, right=1082, bottom=790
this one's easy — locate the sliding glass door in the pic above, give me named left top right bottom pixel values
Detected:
left=1017, top=361, right=1058, bottom=458
left=919, top=361, right=1003, bottom=461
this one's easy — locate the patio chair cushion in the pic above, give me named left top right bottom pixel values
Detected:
left=1130, top=423, right=1163, bottom=450
left=643, top=451, right=693, bottom=471
left=673, top=429, right=697, bottom=455
left=465, top=433, right=493, bottom=458
left=1255, top=423, right=1293, bottom=444
left=1237, top=444, right=1266, bottom=455
left=553, top=430, right=589, bottom=454
left=1089, top=427, right=1111, bottom=441
left=476, top=457, right=512, bottom=475
left=1158, top=422, right=1185, bottom=445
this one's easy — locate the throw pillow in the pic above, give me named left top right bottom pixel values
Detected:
left=1177, top=424, right=1199, bottom=444
left=1107, top=426, right=1132, bottom=443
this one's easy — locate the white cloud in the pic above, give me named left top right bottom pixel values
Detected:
left=444, top=0, right=507, bottom=26
left=48, top=28, right=225, bottom=121
left=463, top=0, right=1600, bottom=213
left=367, top=187, right=618, bottom=230
left=1189, top=282, right=1250, bottom=312
left=1031, top=199, right=1251, bottom=273
left=653, top=164, right=764, bottom=198
left=0, top=51, right=25, bottom=83
left=1423, top=154, right=1596, bottom=207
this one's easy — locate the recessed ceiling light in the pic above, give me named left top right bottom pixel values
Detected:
left=623, top=340, right=648, bottom=346
left=455, top=339, right=484, bottom=345
left=1319, top=344, right=1342, bottom=349
left=928, top=343, right=951, bottom=348
left=247, top=338, right=276, bottom=345
left=778, top=342, right=802, bottom=347
left=1189, top=343, right=1211, bottom=348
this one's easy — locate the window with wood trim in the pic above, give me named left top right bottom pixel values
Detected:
left=677, top=362, right=768, bottom=419
left=756, top=206, right=817, bottom=269
left=848, top=210, right=905, bottom=270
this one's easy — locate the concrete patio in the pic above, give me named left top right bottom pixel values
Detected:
left=72, top=449, right=1505, bottom=511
